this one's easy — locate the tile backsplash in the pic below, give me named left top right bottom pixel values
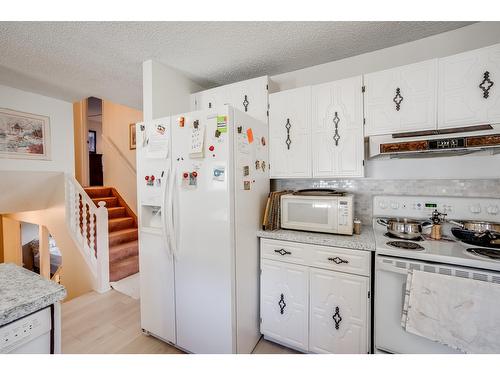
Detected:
left=272, top=179, right=500, bottom=224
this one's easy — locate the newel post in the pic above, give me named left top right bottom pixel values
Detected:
left=96, top=201, right=110, bottom=293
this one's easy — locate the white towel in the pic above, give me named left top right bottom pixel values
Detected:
left=401, top=269, right=500, bottom=353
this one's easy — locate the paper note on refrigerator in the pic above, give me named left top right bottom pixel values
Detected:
left=146, top=123, right=169, bottom=159
left=189, top=121, right=205, bottom=158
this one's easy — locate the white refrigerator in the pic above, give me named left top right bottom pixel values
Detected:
left=136, top=105, right=269, bottom=353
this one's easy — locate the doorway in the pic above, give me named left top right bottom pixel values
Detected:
left=87, top=97, right=103, bottom=186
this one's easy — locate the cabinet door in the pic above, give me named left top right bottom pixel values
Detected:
left=195, top=87, right=230, bottom=111
left=364, top=59, right=437, bottom=135
left=312, top=76, right=364, bottom=178
left=189, top=93, right=198, bottom=111
left=269, top=87, right=312, bottom=178
left=260, top=259, right=309, bottom=351
left=228, top=76, right=269, bottom=124
left=438, top=43, right=500, bottom=129
left=309, top=268, right=369, bottom=354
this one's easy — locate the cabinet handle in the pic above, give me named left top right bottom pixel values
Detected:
left=243, top=95, right=249, bottom=112
left=285, top=118, right=292, bottom=150
left=393, top=87, right=403, bottom=111
left=278, top=293, right=286, bottom=315
left=328, top=256, right=349, bottom=264
left=208, top=102, right=212, bottom=109
left=332, top=306, right=342, bottom=329
left=333, top=111, right=340, bottom=146
left=479, top=71, right=494, bottom=99
left=274, top=248, right=292, bottom=256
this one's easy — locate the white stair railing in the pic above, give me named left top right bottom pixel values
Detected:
left=65, top=174, right=110, bottom=293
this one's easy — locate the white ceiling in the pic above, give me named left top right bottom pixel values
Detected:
left=0, top=21, right=473, bottom=109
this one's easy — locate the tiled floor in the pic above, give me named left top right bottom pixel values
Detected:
left=61, top=289, right=298, bottom=354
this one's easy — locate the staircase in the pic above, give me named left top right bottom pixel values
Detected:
left=84, top=187, right=139, bottom=282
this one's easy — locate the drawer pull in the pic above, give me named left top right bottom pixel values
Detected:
left=332, top=306, right=342, bottom=329
left=274, top=248, right=292, bottom=256
left=328, top=256, right=349, bottom=264
left=278, top=293, right=286, bottom=315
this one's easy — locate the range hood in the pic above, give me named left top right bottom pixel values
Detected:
left=369, top=124, right=500, bottom=159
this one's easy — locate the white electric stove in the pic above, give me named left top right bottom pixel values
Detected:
left=373, top=195, right=500, bottom=354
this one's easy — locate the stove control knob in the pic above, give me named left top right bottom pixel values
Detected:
left=487, top=205, right=499, bottom=215
left=379, top=201, right=388, bottom=209
left=390, top=202, right=399, bottom=209
left=469, top=204, right=482, bottom=214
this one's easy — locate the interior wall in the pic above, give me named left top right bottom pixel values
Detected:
left=0, top=216, right=4, bottom=263
left=0, top=84, right=74, bottom=174
left=73, top=99, right=88, bottom=186
left=269, top=22, right=500, bottom=181
left=143, top=60, right=204, bottom=121
left=21, top=222, right=39, bottom=245
left=1, top=216, right=22, bottom=265
left=102, top=100, right=143, bottom=213
left=5, top=174, right=95, bottom=300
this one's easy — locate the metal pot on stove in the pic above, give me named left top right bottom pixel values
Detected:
left=377, top=218, right=433, bottom=240
left=449, top=219, right=500, bottom=248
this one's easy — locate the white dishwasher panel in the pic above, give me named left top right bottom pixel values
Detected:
left=0, top=307, right=52, bottom=354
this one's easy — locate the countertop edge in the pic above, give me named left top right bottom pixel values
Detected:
left=257, top=227, right=376, bottom=252
left=0, top=287, right=67, bottom=326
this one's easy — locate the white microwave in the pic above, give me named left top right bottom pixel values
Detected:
left=280, top=193, right=354, bottom=235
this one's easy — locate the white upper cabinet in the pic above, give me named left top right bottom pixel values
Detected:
left=268, top=87, right=312, bottom=178
left=190, top=76, right=269, bottom=124
left=438, top=43, right=500, bottom=129
left=309, top=268, right=370, bottom=354
left=364, top=59, right=438, bottom=136
left=312, top=76, right=364, bottom=178
left=193, top=87, right=230, bottom=111
left=227, top=76, right=269, bottom=124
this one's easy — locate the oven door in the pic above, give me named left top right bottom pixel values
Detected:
left=281, top=196, right=338, bottom=233
left=375, top=255, right=459, bottom=354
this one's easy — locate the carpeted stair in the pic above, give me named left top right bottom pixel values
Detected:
left=84, top=186, right=139, bottom=282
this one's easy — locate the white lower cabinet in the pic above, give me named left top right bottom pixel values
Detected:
left=260, top=238, right=372, bottom=354
left=309, top=268, right=370, bottom=354
left=260, top=259, right=309, bottom=351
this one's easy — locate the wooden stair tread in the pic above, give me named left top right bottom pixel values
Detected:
left=91, top=197, right=118, bottom=207
left=107, top=207, right=127, bottom=219
left=84, top=186, right=113, bottom=199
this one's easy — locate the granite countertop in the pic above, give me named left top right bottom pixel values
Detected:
left=257, top=226, right=375, bottom=252
left=0, top=263, right=67, bottom=326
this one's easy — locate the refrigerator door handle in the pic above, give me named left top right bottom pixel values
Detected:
left=160, top=167, right=172, bottom=256
left=167, top=166, right=178, bottom=258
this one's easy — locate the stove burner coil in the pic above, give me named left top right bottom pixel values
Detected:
left=386, top=241, right=424, bottom=250
left=466, top=248, right=500, bottom=260
left=384, top=232, right=424, bottom=241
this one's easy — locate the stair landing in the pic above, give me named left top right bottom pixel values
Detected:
left=85, top=186, right=139, bottom=282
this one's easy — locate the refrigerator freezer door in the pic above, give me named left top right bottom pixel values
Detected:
left=137, top=118, right=176, bottom=345
left=138, top=223, right=176, bottom=345
left=171, top=108, right=235, bottom=353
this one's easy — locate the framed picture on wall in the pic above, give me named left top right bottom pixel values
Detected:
left=0, top=108, right=51, bottom=160
left=129, top=123, right=136, bottom=150
left=88, top=130, right=96, bottom=153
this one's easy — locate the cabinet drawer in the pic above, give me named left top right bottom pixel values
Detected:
left=310, top=245, right=371, bottom=276
left=261, top=239, right=310, bottom=266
